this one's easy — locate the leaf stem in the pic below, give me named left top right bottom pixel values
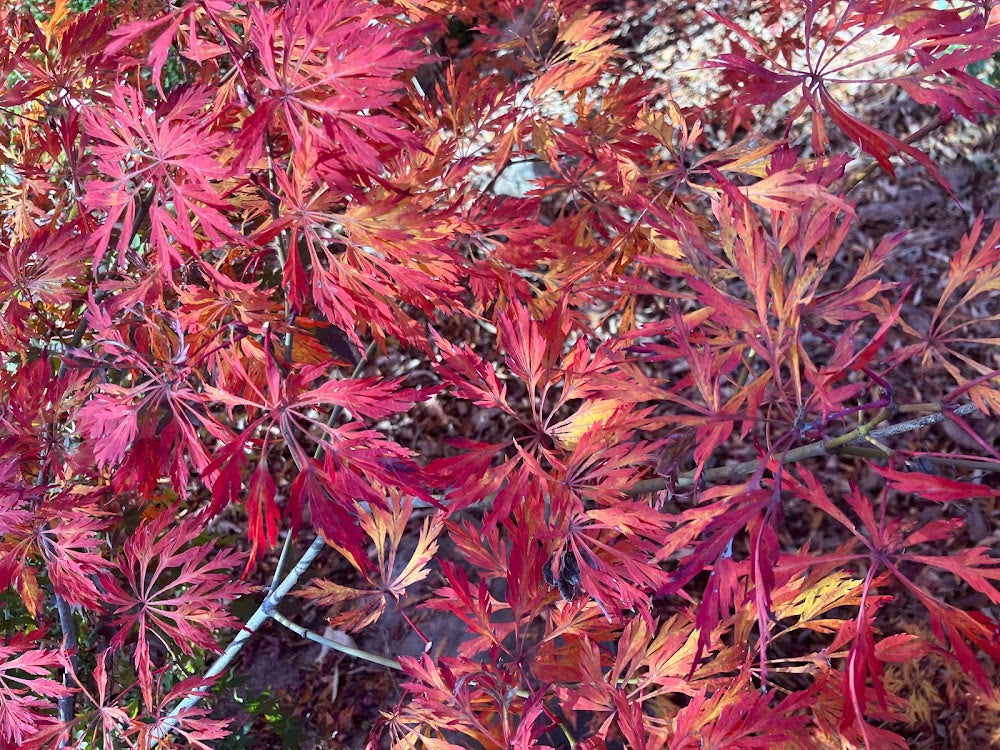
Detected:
left=837, top=114, right=949, bottom=195
left=269, top=340, right=378, bottom=591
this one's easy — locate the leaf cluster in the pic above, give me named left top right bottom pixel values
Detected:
left=1, top=0, right=1000, bottom=748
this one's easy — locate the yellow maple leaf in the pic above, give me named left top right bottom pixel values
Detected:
left=550, top=399, right=620, bottom=452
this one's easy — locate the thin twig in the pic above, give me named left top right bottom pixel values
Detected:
left=838, top=445, right=1000, bottom=473
left=52, top=588, right=79, bottom=724
left=628, top=402, right=981, bottom=495
left=267, top=609, right=402, bottom=671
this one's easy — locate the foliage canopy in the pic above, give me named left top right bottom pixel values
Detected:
left=2, top=0, right=1000, bottom=747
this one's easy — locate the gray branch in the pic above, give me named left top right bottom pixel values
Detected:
left=152, top=533, right=327, bottom=742
left=629, top=402, right=983, bottom=495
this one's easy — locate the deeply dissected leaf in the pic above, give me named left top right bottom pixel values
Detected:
left=81, top=84, right=234, bottom=268
left=0, top=631, right=72, bottom=747
left=99, top=512, right=251, bottom=708
left=298, top=494, right=441, bottom=631
left=709, top=0, right=1000, bottom=188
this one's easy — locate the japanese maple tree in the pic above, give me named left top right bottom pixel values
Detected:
left=2, top=0, right=1000, bottom=747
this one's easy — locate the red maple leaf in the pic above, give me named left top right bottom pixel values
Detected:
left=0, top=630, right=72, bottom=747
left=236, top=0, right=425, bottom=175
left=99, top=512, right=251, bottom=709
left=81, top=84, right=234, bottom=268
